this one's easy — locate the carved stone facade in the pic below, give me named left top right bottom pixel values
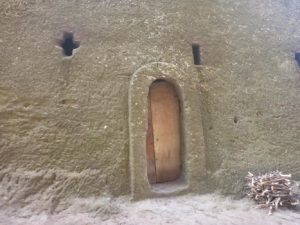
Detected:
left=0, top=0, right=299, bottom=205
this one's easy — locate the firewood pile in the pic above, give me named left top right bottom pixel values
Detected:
left=245, top=171, right=300, bottom=215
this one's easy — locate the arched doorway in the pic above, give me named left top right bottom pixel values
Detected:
left=129, top=62, right=206, bottom=199
left=147, top=80, right=182, bottom=184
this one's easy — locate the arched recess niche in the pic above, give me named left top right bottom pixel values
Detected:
left=129, top=62, right=206, bottom=200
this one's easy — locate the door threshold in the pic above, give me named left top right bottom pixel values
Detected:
left=150, top=179, right=187, bottom=194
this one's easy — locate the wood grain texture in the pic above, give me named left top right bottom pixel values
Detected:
left=147, top=81, right=181, bottom=183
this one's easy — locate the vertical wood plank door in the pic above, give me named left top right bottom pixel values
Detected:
left=147, top=80, right=182, bottom=184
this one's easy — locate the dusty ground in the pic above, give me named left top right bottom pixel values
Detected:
left=0, top=194, right=299, bottom=225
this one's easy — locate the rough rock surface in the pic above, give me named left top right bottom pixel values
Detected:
left=0, top=194, right=300, bottom=225
left=0, top=0, right=300, bottom=204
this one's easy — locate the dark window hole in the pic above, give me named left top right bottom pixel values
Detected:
left=233, top=116, right=238, bottom=124
left=57, top=32, right=80, bottom=57
left=192, top=43, right=201, bottom=65
left=295, top=52, right=300, bottom=68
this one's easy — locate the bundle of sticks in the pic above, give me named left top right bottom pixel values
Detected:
left=245, top=171, right=299, bottom=214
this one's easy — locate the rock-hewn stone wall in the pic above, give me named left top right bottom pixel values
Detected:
left=1, top=0, right=300, bottom=205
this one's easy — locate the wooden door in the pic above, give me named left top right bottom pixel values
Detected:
left=147, top=80, right=181, bottom=184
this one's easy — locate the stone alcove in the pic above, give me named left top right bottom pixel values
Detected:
left=129, top=62, right=207, bottom=200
